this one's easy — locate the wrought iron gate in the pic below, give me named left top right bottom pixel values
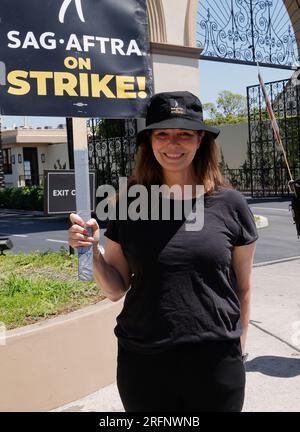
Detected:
left=88, top=118, right=137, bottom=191
left=246, top=74, right=300, bottom=196
left=197, top=0, right=299, bottom=69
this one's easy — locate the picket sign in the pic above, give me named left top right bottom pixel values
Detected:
left=0, top=0, right=153, bottom=279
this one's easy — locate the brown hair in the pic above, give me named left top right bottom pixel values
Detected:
left=126, top=130, right=232, bottom=195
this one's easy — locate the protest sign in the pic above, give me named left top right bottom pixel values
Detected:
left=0, top=0, right=152, bottom=117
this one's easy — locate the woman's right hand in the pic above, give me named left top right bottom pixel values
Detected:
left=68, top=213, right=100, bottom=253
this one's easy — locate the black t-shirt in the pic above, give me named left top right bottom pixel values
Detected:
left=104, top=186, right=259, bottom=354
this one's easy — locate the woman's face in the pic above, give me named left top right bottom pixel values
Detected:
left=151, top=128, right=204, bottom=173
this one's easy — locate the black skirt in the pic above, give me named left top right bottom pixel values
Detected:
left=116, top=339, right=245, bottom=412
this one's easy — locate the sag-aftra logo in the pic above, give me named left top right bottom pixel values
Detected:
left=59, top=0, right=86, bottom=23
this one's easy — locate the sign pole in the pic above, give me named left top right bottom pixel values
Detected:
left=66, top=117, right=75, bottom=255
left=66, top=117, right=75, bottom=170
left=73, top=118, right=93, bottom=281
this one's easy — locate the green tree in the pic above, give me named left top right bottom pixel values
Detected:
left=96, top=119, right=124, bottom=138
left=216, top=90, right=247, bottom=117
left=203, top=102, right=218, bottom=120
left=203, top=91, right=248, bottom=124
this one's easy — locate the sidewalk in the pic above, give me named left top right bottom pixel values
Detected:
left=53, top=257, right=300, bottom=412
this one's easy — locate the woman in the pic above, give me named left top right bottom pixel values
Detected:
left=68, top=91, right=258, bottom=412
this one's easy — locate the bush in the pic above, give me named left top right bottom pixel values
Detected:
left=204, top=115, right=248, bottom=126
left=0, top=186, right=44, bottom=211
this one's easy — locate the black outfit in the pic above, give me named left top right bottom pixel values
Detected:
left=104, top=186, right=258, bottom=412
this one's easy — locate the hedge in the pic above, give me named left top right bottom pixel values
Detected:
left=0, top=186, right=44, bottom=211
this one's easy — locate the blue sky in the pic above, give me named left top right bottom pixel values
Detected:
left=1, top=61, right=294, bottom=129
left=199, top=60, right=294, bottom=105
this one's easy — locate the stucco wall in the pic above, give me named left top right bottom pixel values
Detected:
left=6, top=146, right=28, bottom=186
left=152, top=53, right=200, bottom=94
left=217, top=122, right=249, bottom=169
left=46, top=143, right=70, bottom=172
left=162, top=0, right=189, bottom=46
left=0, top=299, right=123, bottom=412
left=148, top=0, right=201, bottom=95
left=284, top=0, right=300, bottom=55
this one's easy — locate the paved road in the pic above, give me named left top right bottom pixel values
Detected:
left=0, top=211, right=110, bottom=254
left=247, top=198, right=300, bottom=263
left=0, top=213, right=70, bottom=254
left=0, top=199, right=299, bottom=262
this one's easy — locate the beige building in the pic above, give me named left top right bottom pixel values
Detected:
left=2, top=127, right=68, bottom=187
left=149, top=0, right=200, bottom=94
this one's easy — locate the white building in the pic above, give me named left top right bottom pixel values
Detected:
left=2, top=126, right=68, bottom=187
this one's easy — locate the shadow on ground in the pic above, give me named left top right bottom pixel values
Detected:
left=245, top=355, right=300, bottom=378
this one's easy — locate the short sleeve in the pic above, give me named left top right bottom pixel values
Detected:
left=104, top=218, right=120, bottom=243
left=233, top=193, right=259, bottom=246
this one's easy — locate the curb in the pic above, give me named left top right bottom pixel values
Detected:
left=0, top=209, right=44, bottom=217
left=0, top=209, right=67, bottom=219
left=253, top=255, right=300, bottom=267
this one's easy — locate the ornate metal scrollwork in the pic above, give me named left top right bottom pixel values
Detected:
left=197, top=0, right=299, bottom=68
left=246, top=76, right=300, bottom=196
left=88, top=118, right=137, bottom=189
left=223, top=75, right=300, bottom=196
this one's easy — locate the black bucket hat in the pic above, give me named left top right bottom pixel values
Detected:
left=137, top=91, right=220, bottom=143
